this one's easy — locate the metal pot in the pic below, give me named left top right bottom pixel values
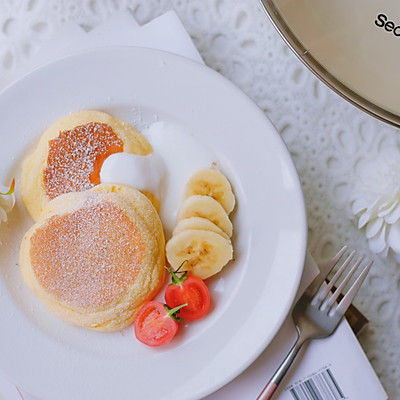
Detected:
left=260, top=0, right=400, bottom=128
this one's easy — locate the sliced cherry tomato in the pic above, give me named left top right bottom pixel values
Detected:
left=134, top=301, right=186, bottom=347
left=165, top=263, right=210, bottom=321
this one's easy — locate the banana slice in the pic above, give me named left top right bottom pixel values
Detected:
left=173, top=217, right=230, bottom=240
left=184, top=168, right=235, bottom=214
left=166, top=229, right=233, bottom=279
left=178, top=195, right=233, bottom=237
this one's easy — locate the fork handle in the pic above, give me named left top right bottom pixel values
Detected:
left=256, top=336, right=306, bottom=400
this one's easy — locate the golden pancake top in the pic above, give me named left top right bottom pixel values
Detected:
left=43, top=122, right=124, bottom=200
left=29, top=199, right=145, bottom=308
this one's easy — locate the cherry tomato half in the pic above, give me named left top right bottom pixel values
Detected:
left=134, top=301, right=186, bottom=347
left=165, top=266, right=210, bottom=321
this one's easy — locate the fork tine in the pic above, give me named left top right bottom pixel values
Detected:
left=323, top=256, right=364, bottom=308
left=305, top=246, right=347, bottom=297
left=313, top=250, right=356, bottom=303
left=335, top=261, right=373, bottom=315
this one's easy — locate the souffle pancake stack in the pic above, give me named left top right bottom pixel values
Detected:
left=20, top=111, right=165, bottom=331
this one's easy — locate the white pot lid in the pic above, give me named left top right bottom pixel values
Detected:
left=261, top=0, right=400, bottom=127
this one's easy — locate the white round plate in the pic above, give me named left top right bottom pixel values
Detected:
left=0, top=47, right=306, bottom=400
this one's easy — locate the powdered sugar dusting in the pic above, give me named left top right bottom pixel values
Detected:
left=43, top=122, right=123, bottom=200
left=29, top=200, right=145, bottom=308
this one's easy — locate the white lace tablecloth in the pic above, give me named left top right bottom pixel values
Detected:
left=0, top=0, right=398, bottom=398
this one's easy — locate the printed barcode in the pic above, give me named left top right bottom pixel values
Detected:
left=289, top=367, right=346, bottom=400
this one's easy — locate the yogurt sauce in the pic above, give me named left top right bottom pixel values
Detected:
left=100, top=121, right=215, bottom=235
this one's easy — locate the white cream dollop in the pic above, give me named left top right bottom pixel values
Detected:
left=100, top=152, right=164, bottom=197
left=0, top=185, right=15, bottom=223
left=100, top=121, right=215, bottom=235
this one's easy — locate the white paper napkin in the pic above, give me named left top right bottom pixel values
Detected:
left=0, top=10, right=386, bottom=400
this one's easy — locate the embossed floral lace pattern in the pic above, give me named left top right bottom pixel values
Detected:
left=1, top=0, right=399, bottom=396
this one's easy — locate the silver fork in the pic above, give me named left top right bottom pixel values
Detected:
left=257, top=246, right=373, bottom=400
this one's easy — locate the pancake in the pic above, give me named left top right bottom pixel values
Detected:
left=20, top=184, right=165, bottom=331
left=22, top=110, right=152, bottom=221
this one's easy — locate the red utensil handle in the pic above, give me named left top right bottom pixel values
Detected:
left=257, top=382, right=277, bottom=400
left=256, top=335, right=306, bottom=400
